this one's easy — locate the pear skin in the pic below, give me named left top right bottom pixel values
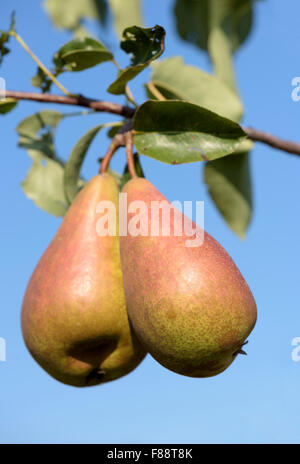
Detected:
left=21, top=174, right=146, bottom=387
left=119, top=178, right=257, bottom=378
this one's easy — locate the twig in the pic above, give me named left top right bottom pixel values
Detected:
left=5, top=90, right=135, bottom=118
left=244, top=127, right=300, bottom=157
left=125, top=131, right=137, bottom=178
left=4, top=89, right=300, bottom=158
left=10, top=31, right=71, bottom=96
left=125, top=85, right=138, bottom=107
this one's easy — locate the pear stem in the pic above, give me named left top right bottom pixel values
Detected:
left=125, top=131, right=137, bottom=179
left=99, top=135, right=124, bottom=174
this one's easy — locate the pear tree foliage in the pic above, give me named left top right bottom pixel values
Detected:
left=0, top=0, right=258, bottom=237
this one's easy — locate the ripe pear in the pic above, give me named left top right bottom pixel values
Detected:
left=119, top=178, right=257, bottom=378
left=21, top=174, right=146, bottom=387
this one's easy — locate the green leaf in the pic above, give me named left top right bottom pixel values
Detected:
left=54, top=37, right=113, bottom=72
left=204, top=151, right=252, bottom=238
left=22, top=153, right=69, bottom=217
left=133, top=100, right=245, bottom=164
left=174, top=0, right=253, bottom=54
left=0, top=14, right=15, bottom=66
left=208, top=25, right=237, bottom=93
left=174, top=0, right=254, bottom=92
left=64, top=124, right=106, bottom=203
left=109, top=0, right=143, bottom=37
left=147, top=56, right=243, bottom=122
left=17, top=110, right=69, bottom=216
left=0, top=12, right=16, bottom=66
left=108, top=25, right=165, bottom=95
left=0, top=32, right=10, bottom=65
left=120, top=153, right=145, bottom=189
left=234, top=138, right=254, bottom=154
left=31, top=67, right=53, bottom=93
left=44, top=0, right=108, bottom=31
left=0, top=98, right=18, bottom=114
left=17, top=110, right=63, bottom=137
left=31, top=36, right=113, bottom=92
left=107, top=122, right=124, bottom=138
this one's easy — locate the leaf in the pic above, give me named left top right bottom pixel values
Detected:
left=120, top=153, right=145, bottom=189
left=133, top=100, right=245, bottom=164
left=0, top=12, right=15, bottom=66
left=109, top=0, right=143, bottom=37
left=147, top=56, right=243, bottom=122
left=54, top=37, right=113, bottom=72
left=17, top=110, right=63, bottom=136
left=174, top=0, right=253, bottom=54
left=31, top=67, right=53, bottom=93
left=204, top=151, right=252, bottom=238
left=208, top=25, right=237, bottom=93
left=22, top=153, right=69, bottom=217
left=17, top=110, right=69, bottom=216
left=0, top=98, right=18, bottom=114
left=0, top=32, right=10, bottom=65
left=64, top=124, right=106, bottom=203
left=108, top=25, right=165, bottom=95
left=44, top=0, right=108, bottom=31
left=31, top=36, right=113, bottom=93
left=107, top=122, right=124, bottom=138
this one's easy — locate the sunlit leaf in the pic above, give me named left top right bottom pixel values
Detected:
left=17, top=111, right=69, bottom=216
left=54, top=37, right=113, bottom=72
left=22, top=153, right=69, bottom=217
left=44, top=0, right=108, bottom=31
left=133, top=100, right=245, bottom=164
left=109, top=0, right=143, bottom=37
left=147, top=56, right=243, bottom=121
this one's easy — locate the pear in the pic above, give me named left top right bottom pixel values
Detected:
left=21, top=174, right=146, bottom=387
left=119, top=178, right=257, bottom=378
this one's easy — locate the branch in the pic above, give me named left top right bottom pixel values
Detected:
left=5, top=90, right=300, bottom=157
left=5, top=90, right=135, bottom=118
left=244, top=127, right=300, bottom=157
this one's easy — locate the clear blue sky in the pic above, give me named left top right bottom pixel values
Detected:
left=1, top=0, right=300, bottom=444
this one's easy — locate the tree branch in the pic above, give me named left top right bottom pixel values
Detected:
left=244, top=127, right=300, bottom=157
left=5, top=90, right=135, bottom=118
left=5, top=90, right=300, bottom=158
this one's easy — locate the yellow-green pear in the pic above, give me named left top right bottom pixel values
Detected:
left=119, top=178, right=257, bottom=378
left=21, top=174, right=146, bottom=387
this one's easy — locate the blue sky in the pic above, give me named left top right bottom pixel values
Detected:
left=1, top=0, right=300, bottom=444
